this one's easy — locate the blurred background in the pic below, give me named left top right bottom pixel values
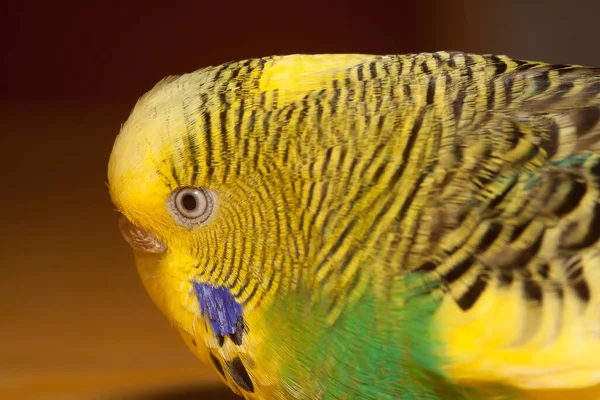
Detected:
left=2, top=0, right=600, bottom=399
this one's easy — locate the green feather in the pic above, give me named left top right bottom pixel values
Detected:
left=262, top=274, right=518, bottom=399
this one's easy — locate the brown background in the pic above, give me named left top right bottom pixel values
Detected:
left=2, top=1, right=599, bottom=399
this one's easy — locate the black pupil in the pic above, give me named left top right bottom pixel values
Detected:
left=181, top=194, right=197, bottom=211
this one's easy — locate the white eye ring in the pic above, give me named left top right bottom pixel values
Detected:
left=168, top=186, right=216, bottom=227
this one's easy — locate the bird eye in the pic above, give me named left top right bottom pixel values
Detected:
left=168, top=186, right=216, bottom=227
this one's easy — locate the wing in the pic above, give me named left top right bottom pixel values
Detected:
left=419, top=55, right=600, bottom=393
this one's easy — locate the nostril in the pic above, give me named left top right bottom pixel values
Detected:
left=118, top=214, right=167, bottom=254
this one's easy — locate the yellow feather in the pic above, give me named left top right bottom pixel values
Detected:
left=108, top=52, right=600, bottom=399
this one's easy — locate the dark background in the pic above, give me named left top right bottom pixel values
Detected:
left=2, top=1, right=599, bottom=399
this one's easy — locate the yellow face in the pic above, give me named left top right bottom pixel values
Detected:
left=107, top=67, right=307, bottom=344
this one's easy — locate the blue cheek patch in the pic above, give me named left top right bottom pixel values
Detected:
left=193, top=282, right=244, bottom=343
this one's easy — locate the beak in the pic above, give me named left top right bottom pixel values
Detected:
left=118, top=214, right=167, bottom=254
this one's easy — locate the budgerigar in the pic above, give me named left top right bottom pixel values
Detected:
left=108, top=52, right=600, bottom=399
